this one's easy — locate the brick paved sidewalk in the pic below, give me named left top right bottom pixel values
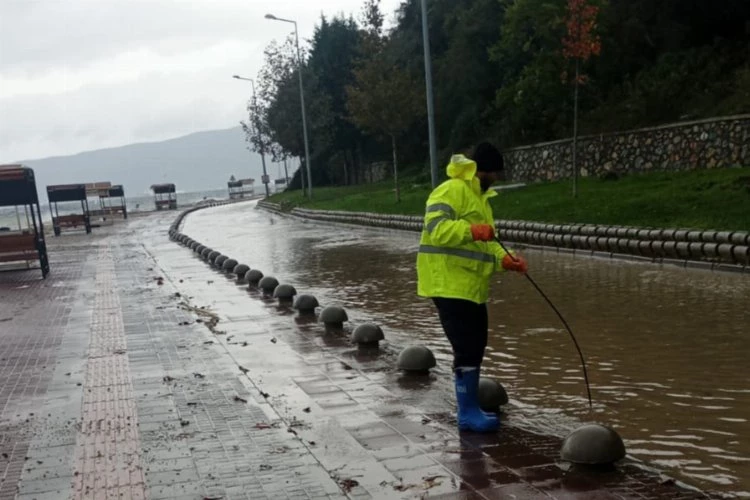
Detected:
left=0, top=214, right=713, bottom=499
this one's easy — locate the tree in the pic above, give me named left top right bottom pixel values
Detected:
left=253, top=36, right=334, bottom=190
left=306, top=15, right=365, bottom=185
left=346, top=0, right=425, bottom=202
left=562, top=0, right=602, bottom=197
left=346, top=55, right=425, bottom=201
left=489, top=0, right=568, bottom=147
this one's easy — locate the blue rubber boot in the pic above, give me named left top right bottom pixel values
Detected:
left=455, top=368, right=499, bottom=432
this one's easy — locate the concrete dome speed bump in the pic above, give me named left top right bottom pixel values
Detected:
left=319, top=306, right=348, bottom=329
left=560, top=424, right=626, bottom=465
left=207, top=250, right=220, bottom=263
left=233, top=264, right=250, bottom=281
left=273, top=284, right=297, bottom=303
left=214, top=255, right=228, bottom=268
left=293, top=294, right=319, bottom=315
left=477, top=378, right=509, bottom=413
left=258, top=276, right=279, bottom=295
left=222, top=258, right=238, bottom=273
left=245, top=269, right=264, bottom=286
left=351, top=324, right=385, bottom=348
left=397, top=346, right=436, bottom=373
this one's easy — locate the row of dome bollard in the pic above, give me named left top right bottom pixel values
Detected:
left=171, top=207, right=626, bottom=468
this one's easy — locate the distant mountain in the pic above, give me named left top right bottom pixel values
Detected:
left=20, top=127, right=272, bottom=198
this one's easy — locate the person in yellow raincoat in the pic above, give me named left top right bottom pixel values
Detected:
left=417, top=142, right=528, bottom=432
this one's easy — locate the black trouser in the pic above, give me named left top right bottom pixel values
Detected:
left=432, top=297, right=488, bottom=369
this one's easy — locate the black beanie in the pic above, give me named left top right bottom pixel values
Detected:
left=473, top=142, right=504, bottom=172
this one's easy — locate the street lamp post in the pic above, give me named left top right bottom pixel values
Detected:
left=420, top=0, right=439, bottom=188
left=232, top=75, right=270, bottom=198
left=265, top=13, right=312, bottom=199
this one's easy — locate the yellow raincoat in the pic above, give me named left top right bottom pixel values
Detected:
left=416, top=154, right=509, bottom=304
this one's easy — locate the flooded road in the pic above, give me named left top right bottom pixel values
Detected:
left=184, top=201, right=750, bottom=497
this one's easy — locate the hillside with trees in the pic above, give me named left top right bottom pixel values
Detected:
left=245, top=0, right=750, bottom=189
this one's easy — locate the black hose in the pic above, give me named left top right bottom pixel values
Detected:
left=495, top=236, right=593, bottom=409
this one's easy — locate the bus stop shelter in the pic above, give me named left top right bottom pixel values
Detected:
left=103, top=185, right=128, bottom=219
left=87, top=182, right=128, bottom=220
left=0, top=164, right=50, bottom=278
left=47, top=184, right=91, bottom=236
left=151, top=184, right=177, bottom=210
left=228, top=178, right=254, bottom=199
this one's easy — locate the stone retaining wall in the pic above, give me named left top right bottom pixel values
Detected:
left=504, top=114, right=750, bottom=182
left=257, top=201, right=749, bottom=272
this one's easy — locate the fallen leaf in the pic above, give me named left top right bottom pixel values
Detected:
left=302, top=407, right=311, bottom=413
left=233, top=396, right=248, bottom=403
left=339, top=479, right=359, bottom=493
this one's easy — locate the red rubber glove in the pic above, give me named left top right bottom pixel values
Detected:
left=470, top=224, right=495, bottom=241
left=502, top=254, right=528, bottom=273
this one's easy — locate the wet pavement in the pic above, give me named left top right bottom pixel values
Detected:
left=0, top=201, right=741, bottom=499
left=185, top=200, right=749, bottom=498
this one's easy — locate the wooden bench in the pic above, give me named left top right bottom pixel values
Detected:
left=54, top=214, right=86, bottom=227
left=52, top=214, right=91, bottom=235
left=90, top=206, right=126, bottom=216
left=0, top=233, right=37, bottom=263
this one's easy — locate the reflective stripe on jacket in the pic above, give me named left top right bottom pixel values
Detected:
left=416, top=154, right=509, bottom=304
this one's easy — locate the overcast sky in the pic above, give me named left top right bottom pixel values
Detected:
left=0, top=0, right=404, bottom=163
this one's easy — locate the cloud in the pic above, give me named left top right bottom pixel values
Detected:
left=0, top=0, right=404, bottom=162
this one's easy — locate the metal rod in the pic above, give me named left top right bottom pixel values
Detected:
left=420, top=0, right=438, bottom=188
left=495, top=236, right=593, bottom=409
left=292, top=22, right=312, bottom=199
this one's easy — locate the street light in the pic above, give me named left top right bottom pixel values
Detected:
left=265, top=13, right=313, bottom=199
left=420, top=0, right=439, bottom=188
left=233, top=75, right=270, bottom=198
